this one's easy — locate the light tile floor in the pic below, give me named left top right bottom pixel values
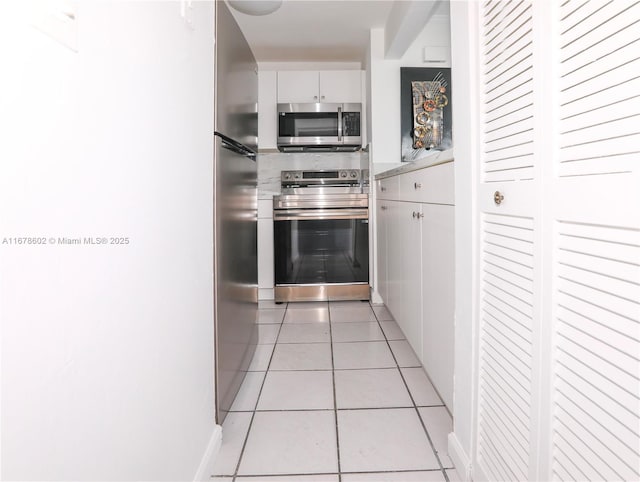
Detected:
left=212, top=301, right=460, bottom=482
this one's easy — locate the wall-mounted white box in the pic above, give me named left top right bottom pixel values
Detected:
left=423, top=46, right=450, bottom=66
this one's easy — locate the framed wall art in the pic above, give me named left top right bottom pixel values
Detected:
left=400, top=67, right=452, bottom=162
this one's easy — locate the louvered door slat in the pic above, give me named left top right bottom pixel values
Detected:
left=557, top=375, right=639, bottom=453
left=483, top=247, right=534, bottom=280
left=560, top=115, right=639, bottom=154
left=479, top=412, right=529, bottom=474
left=558, top=336, right=639, bottom=420
left=559, top=249, right=639, bottom=286
left=557, top=288, right=637, bottom=348
left=485, top=87, right=533, bottom=124
left=560, top=94, right=639, bottom=132
left=558, top=0, right=640, bottom=178
left=484, top=263, right=532, bottom=297
left=484, top=2, right=532, bottom=61
left=556, top=389, right=638, bottom=481
left=559, top=263, right=638, bottom=305
left=483, top=303, right=533, bottom=350
left=553, top=418, right=617, bottom=481
left=483, top=327, right=532, bottom=381
left=559, top=1, right=640, bottom=62
left=482, top=0, right=535, bottom=183
left=560, top=59, right=640, bottom=108
left=557, top=305, right=639, bottom=372
left=558, top=276, right=638, bottom=321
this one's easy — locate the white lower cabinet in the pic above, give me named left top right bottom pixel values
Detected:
left=420, top=203, right=454, bottom=409
left=385, top=201, right=404, bottom=327
left=397, top=201, right=423, bottom=361
left=375, top=162, right=454, bottom=409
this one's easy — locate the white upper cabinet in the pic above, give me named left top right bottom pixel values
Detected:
left=277, top=70, right=362, bottom=104
left=276, top=71, right=319, bottom=103
left=318, top=71, right=362, bottom=103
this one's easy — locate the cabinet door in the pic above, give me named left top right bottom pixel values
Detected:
left=376, top=201, right=390, bottom=304
left=276, top=71, right=319, bottom=103
left=421, top=203, right=454, bottom=409
left=385, top=201, right=404, bottom=323
left=319, top=70, right=362, bottom=103
left=399, top=202, right=423, bottom=360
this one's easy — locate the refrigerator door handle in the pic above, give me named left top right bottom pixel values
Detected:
left=214, top=131, right=257, bottom=160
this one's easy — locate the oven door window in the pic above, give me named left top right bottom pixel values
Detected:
left=274, top=218, right=369, bottom=285
left=278, top=112, right=339, bottom=138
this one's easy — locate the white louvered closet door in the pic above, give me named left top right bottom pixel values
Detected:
left=472, top=0, right=640, bottom=481
left=474, top=1, right=541, bottom=480
left=550, top=1, right=640, bottom=481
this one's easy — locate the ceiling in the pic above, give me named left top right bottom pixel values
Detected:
left=227, top=0, right=447, bottom=64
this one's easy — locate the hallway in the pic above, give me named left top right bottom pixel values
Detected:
left=211, top=301, right=460, bottom=481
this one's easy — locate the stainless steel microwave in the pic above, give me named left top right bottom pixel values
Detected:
left=277, top=103, right=362, bottom=152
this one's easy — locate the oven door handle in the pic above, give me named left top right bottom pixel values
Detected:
left=274, top=208, right=368, bottom=221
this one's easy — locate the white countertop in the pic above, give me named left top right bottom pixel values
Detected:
left=374, top=148, right=454, bottom=180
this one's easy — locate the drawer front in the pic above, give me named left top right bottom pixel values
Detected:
left=376, top=176, right=399, bottom=200
left=398, top=161, right=454, bottom=204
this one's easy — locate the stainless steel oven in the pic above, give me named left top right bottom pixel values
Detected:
left=273, top=170, right=369, bottom=302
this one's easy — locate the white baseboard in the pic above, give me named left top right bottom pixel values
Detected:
left=448, top=432, right=471, bottom=481
left=193, top=424, right=222, bottom=482
left=370, top=289, right=384, bottom=305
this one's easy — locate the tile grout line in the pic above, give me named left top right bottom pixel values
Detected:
left=371, top=302, right=451, bottom=482
left=327, top=303, right=343, bottom=482
left=230, top=303, right=288, bottom=482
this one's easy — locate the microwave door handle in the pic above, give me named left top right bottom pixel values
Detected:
left=337, top=106, right=343, bottom=142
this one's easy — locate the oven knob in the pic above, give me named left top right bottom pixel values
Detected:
left=284, top=173, right=291, bottom=180
left=350, top=171, right=358, bottom=178
left=340, top=171, right=347, bottom=178
left=294, top=173, right=301, bottom=179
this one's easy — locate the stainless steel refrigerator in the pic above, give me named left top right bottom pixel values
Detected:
left=214, top=0, right=258, bottom=424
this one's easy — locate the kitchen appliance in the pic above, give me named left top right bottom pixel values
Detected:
left=214, top=1, right=258, bottom=424
left=277, top=103, right=362, bottom=152
left=273, top=169, right=369, bottom=302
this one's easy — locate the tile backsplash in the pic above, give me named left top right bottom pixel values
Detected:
left=258, top=151, right=369, bottom=199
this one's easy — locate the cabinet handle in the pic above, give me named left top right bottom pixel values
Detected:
left=412, top=211, right=424, bottom=219
left=321, top=95, right=325, bottom=100
left=412, top=211, right=417, bottom=218
left=381, top=205, right=387, bottom=211
left=380, top=186, right=386, bottom=192
left=314, top=95, right=318, bottom=100
left=414, top=182, right=422, bottom=189
left=494, top=190, right=504, bottom=205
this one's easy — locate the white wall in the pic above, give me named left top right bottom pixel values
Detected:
left=368, top=14, right=451, bottom=171
left=0, top=2, right=217, bottom=480
left=258, top=61, right=362, bottom=71
left=448, top=1, right=478, bottom=478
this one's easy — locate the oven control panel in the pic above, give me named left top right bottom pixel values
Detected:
left=281, top=169, right=364, bottom=186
